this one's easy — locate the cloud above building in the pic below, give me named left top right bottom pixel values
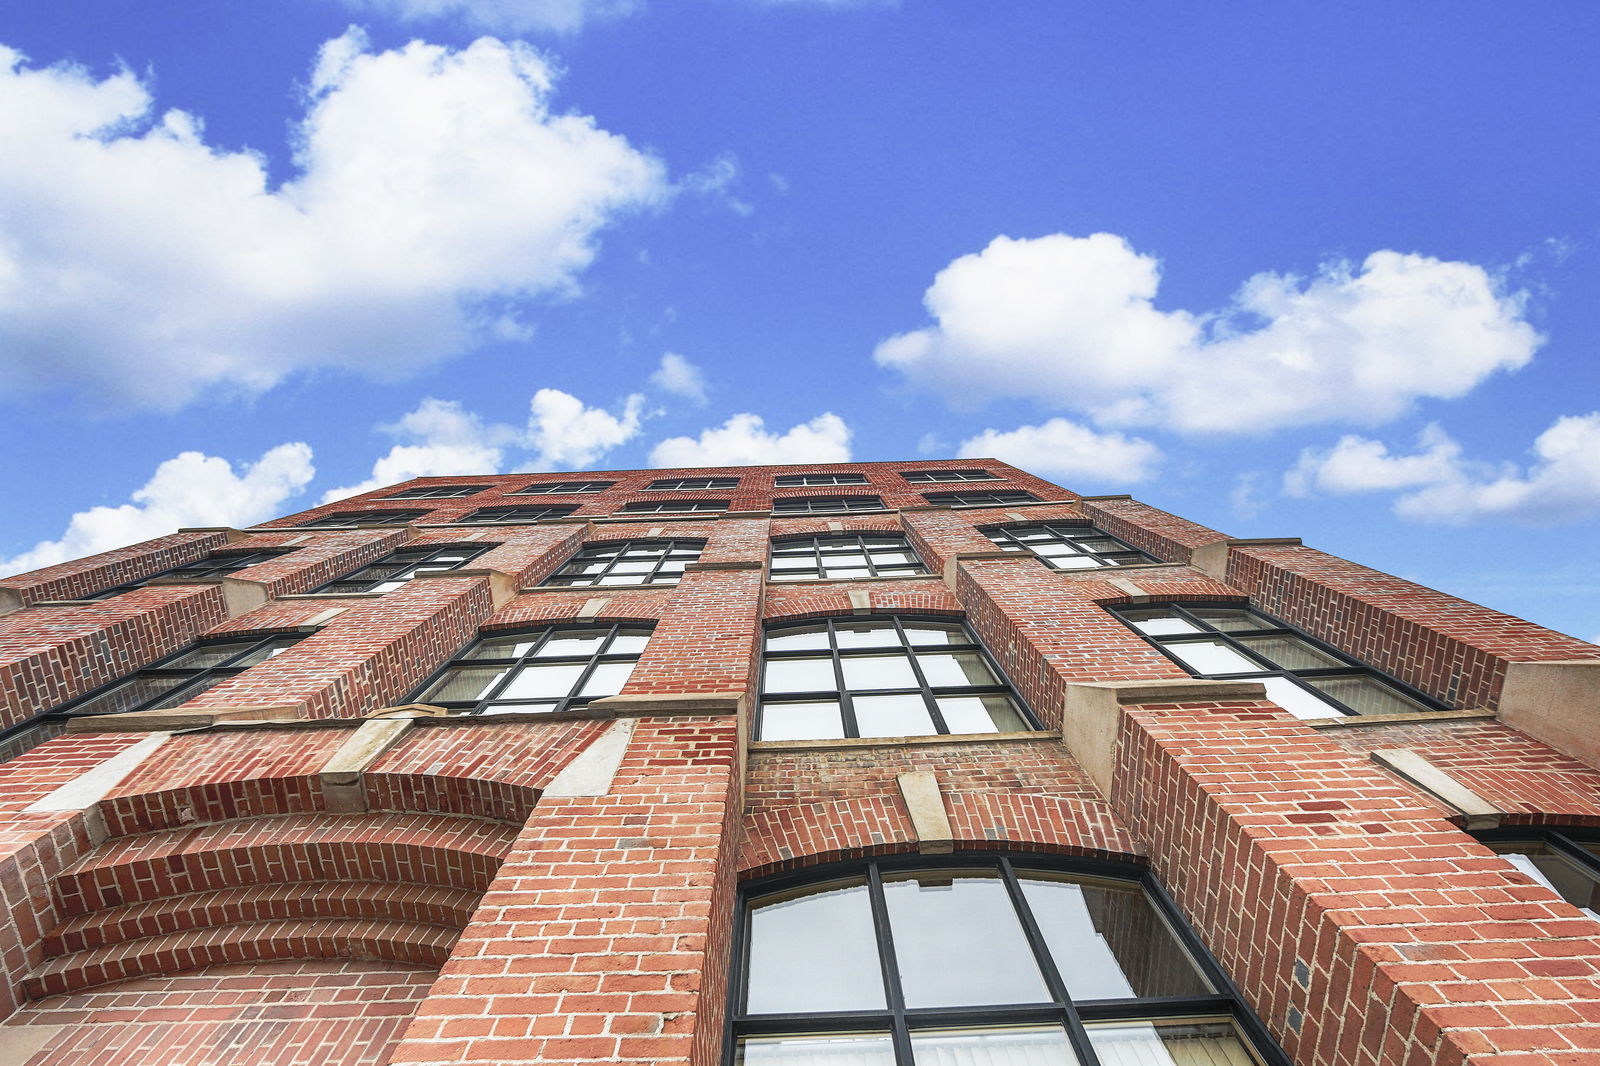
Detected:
left=649, top=412, right=851, bottom=467
left=957, top=418, right=1160, bottom=484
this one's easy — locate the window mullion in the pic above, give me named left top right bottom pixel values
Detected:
left=894, top=618, right=949, bottom=735
left=998, top=858, right=1104, bottom=1066
left=828, top=619, right=861, bottom=739
left=865, top=863, right=915, bottom=1066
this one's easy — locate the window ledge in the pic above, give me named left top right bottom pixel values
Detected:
left=1306, top=709, right=1496, bottom=729
left=766, top=573, right=939, bottom=587
left=751, top=729, right=1060, bottom=752
left=515, top=581, right=678, bottom=594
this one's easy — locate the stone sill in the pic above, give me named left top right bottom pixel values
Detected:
left=750, top=730, right=1060, bottom=753
left=767, top=573, right=941, bottom=588
left=514, top=582, right=677, bottom=594
left=1306, top=710, right=1496, bottom=730
left=274, top=591, right=388, bottom=601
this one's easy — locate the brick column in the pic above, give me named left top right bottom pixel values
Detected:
left=1078, top=496, right=1230, bottom=563
left=0, top=532, right=228, bottom=610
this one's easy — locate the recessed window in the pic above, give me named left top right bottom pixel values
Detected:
left=315, top=545, right=490, bottom=594
left=510, top=480, right=616, bottom=495
left=544, top=539, right=705, bottom=587
left=455, top=505, right=577, bottom=524
left=923, top=490, right=1039, bottom=507
left=774, top=473, right=869, bottom=487
left=78, top=549, right=295, bottom=600
left=984, top=523, right=1156, bottom=570
left=409, top=624, right=650, bottom=715
left=380, top=485, right=490, bottom=500
left=901, top=469, right=1000, bottom=483
left=303, top=510, right=429, bottom=528
left=621, top=499, right=728, bottom=514
left=772, top=495, right=885, bottom=515
left=646, top=477, right=739, bottom=491
left=1111, top=603, right=1444, bottom=720
left=758, top=617, right=1031, bottom=741
left=1476, top=828, right=1600, bottom=920
left=732, top=855, right=1279, bottom=1066
left=55, top=635, right=305, bottom=720
left=769, top=534, right=928, bottom=582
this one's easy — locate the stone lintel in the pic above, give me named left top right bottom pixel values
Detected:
left=68, top=704, right=306, bottom=732
left=0, top=588, right=22, bottom=615
left=683, top=560, right=765, bottom=572
left=1498, top=660, right=1600, bottom=769
left=896, top=771, right=954, bottom=854
left=1369, top=748, right=1504, bottom=829
left=1191, top=537, right=1303, bottom=579
left=543, top=718, right=637, bottom=798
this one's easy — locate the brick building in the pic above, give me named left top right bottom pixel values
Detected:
left=0, top=459, right=1597, bottom=1065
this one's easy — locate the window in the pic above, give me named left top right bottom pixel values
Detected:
left=510, top=480, right=615, bottom=495
left=303, top=510, right=429, bottom=528
left=774, top=473, right=869, bottom=487
left=1111, top=603, right=1444, bottom=720
left=314, top=545, right=490, bottom=594
left=409, top=624, right=649, bottom=715
left=758, top=617, right=1031, bottom=741
left=543, top=539, right=705, bottom=587
left=769, top=534, right=928, bottom=582
left=455, top=505, right=577, bottom=524
left=732, top=855, right=1282, bottom=1066
left=646, top=477, right=739, bottom=491
left=901, top=469, right=1000, bottom=483
left=772, top=495, right=885, bottom=515
left=380, top=485, right=489, bottom=500
left=621, top=499, right=728, bottom=514
left=1475, top=828, right=1600, bottom=920
left=923, top=490, right=1040, bottom=507
left=78, top=549, right=294, bottom=600
left=984, top=523, right=1156, bottom=570
left=55, top=635, right=304, bottom=721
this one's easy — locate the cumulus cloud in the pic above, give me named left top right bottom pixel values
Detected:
left=956, top=419, right=1160, bottom=484
left=649, top=413, right=851, bottom=467
left=0, top=445, right=315, bottom=578
left=336, top=0, right=637, bottom=33
left=650, top=352, right=709, bottom=405
left=320, top=399, right=514, bottom=502
left=1284, top=414, right=1600, bottom=524
left=0, top=32, right=666, bottom=410
left=527, top=388, right=646, bottom=468
left=875, top=234, right=1540, bottom=434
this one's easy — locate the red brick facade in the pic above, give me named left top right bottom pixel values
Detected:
left=0, top=458, right=1594, bottom=1065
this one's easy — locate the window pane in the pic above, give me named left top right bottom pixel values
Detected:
left=162, top=641, right=257, bottom=669
left=464, top=635, right=541, bottom=659
left=498, top=663, right=585, bottom=700
left=1019, top=876, right=1209, bottom=1000
left=1122, top=611, right=1201, bottom=636
left=882, top=870, right=1049, bottom=1008
left=71, top=675, right=189, bottom=716
left=852, top=694, right=936, bottom=738
left=834, top=622, right=900, bottom=648
left=1305, top=676, right=1427, bottom=716
left=485, top=703, right=559, bottom=716
left=1261, top=676, right=1344, bottom=720
left=1490, top=843, right=1600, bottom=918
left=766, top=626, right=831, bottom=651
left=1235, top=635, right=1343, bottom=671
left=738, top=1034, right=895, bottom=1066
left=760, top=702, right=846, bottom=741
left=229, top=640, right=296, bottom=667
left=917, top=651, right=997, bottom=687
left=766, top=657, right=838, bottom=694
left=901, top=622, right=968, bottom=646
left=745, top=880, right=886, bottom=1013
left=147, top=675, right=229, bottom=710
left=1086, top=1020, right=1261, bottom=1066
left=419, top=666, right=509, bottom=703
left=606, top=631, right=651, bottom=654
left=536, top=631, right=608, bottom=657
left=1045, top=555, right=1105, bottom=570
left=579, top=661, right=635, bottom=697
left=1163, top=640, right=1261, bottom=675
left=840, top=655, right=918, bottom=690
left=1189, top=609, right=1276, bottom=632
left=937, top=695, right=1025, bottom=734
left=909, top=1026, right=1080, bottom=1066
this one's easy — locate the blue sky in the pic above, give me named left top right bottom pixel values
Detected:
left=1, top=2, right=1597, bottom=643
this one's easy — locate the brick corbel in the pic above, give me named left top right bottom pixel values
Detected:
left=409, top=567, right=518, bottom=608
left=585, top=691, right=747, bottom=717
left=1061, top=679, right=1267, bottom=798
left=1191, top=537, right=1303, bottom=580
left=1497, top=660, right=1600, bottom=768
left=941, top=549, right=1021, bottom=590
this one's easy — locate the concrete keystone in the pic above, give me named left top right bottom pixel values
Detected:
left=896, top=771, right=954, bottom=853
left=1369, top=748, right=1503, bottom=829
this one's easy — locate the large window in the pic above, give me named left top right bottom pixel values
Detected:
left=621, top=499, right=728, bottom=514
left=511, top=480, right=615, bottom=495
left=758, top=617, right=1030, bottom=741
left=647, top=476, right=740, bottom=491
left=409, top=624, right=649, bottom=715
left=55, top=635, right=304, bottom=720
left=543, top=539, right=705, bottom=587
left=79, top=549, right=294, bottom=600
left=984, top=524, right=1155, bottom=570
left=772, top=495, right=885, bottom=515
left=775, top=473, right=869, bottom=487
left=901, top=469, right=999, bottom=483
left=732, top=854, right=1282, bottom=1066
left=924, top=490, right=1039, bottom=507
left=456, top=505, right=578, bottom=524
left=380, top=485, right=489, bottom=500
left=1475, top=828, right=1600, bottom=921
left=314, top=545, right=489, bottom=594
left=768, top=534, right=928, bottom=582
left=303, top=509, right=429, bottom=528
left=1111, top=603, right=1444, bottom=720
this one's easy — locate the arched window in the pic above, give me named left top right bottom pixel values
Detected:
left=408, top=623, right=651, bottom=715
left=731, top=855, right=1285, bottom=1066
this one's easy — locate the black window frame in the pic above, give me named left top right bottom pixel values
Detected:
left=774, top=473, right=870, bottom=487
left=78, top=548, right=296, bottom=600
left=983, top=522, right=1157, bottom=570
left=454, top=505, right=578, bottom=524
left=725, top=851, right=1290, bottom=1066
left=312, top=544, right=491, bottom=594
left=923, top=490, right=1040, bottom=507
left=767, top=533, right=929, bottom=582
left=1109, top=601, right=1447, bottom=719
left=379, top=485, right=491, bottom=500
left=900, top=469, right=1000, bottom=483
left=543, top=538, right=706, bottom=587
left=620, top=499, right=729, bottom=514
left=646, top=477, right=740, bottom=491
left=404, top=622, right=653, bottom=716
left=771, top=495, right=886, bottom=515
left=509, top=480, right=616, bottom=495
left=758, top=614, right=1037, bottom=741
left=302, top=509, right=430, bottom=528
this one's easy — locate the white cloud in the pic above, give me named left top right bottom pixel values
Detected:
left=649, top=413, right=851, bottom=467
left=0, top=445, right=315, bottom=578
left=320, top=399, right=513, bottom=502
left=336, top=0, right=637, bottom=33
left=1284, top=414, right=1600, bottom=524
left=875, top=234, right=1540, bottom=434
left=527, top=388, right=646, bottom=468
left=680, top=151, right=753, bottom=216
left=0, top=32, right=665, bottom=410
left=650, top=352, right=708, bottom=405
left=956, top=419, right=1159, bottom=484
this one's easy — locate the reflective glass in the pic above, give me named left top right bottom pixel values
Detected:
left=759, top=702, right=845, bottom=741
left=420, top=666, right=508, bottom=703
left=834, top=622, right=900, bottom=648
left=1189, top=609, right=1277, bottom=632
left=766, top=626, right=831, bottom=652
left=1123, top=612, right=1202, bottom=636
left=1490, top=843, right=1600, bottom=918
left=1164, top=640, right=1261, bottom=675
left=738, top=1034, right=895, bottom=1066
left=607, top=631, right=651, bottom=654
left=1045, top=555, right=1105, bottom=570
left=464, top=635, right=541, bottom=659
left=937, top=695, right=1025, bottom=734
left=230, top=639, right=298, bottom=667
left=852, top=694, right=936, bottom=737
left=579, top=661, right=635, bottom=697
left=1019, top=876, right=1209, bottom=1000
left=162, top=641, right=256, bottom=669
left=1086, top=1020, right=1260, bottom=1066
left=72, top=675, right=189, bottom=716
left=1305, top=676, right=1426, bottom=716
left=1236, top=635, right=1343, bottom=671
left=745, top=880, right=885, bottom=1013
left=909, top=1026, right=1080, bottom=1066
left=841, top=655, right=918, bottom=690
left=1260, top=676, right=1343, bottom=720
left=498, top=663, right=585, bottom=699
left=917, top=651, right=997, bottom=687
left=536, top=631, right=608, bottom=657
left=901, top=622, right=967, bottom=646
left=765, top=657, right=838, bottom=694
left=883, top=870, right=1049, bottom=1008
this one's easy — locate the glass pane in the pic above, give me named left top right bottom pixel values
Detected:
left=840, top=655, right=918, bottom=690
left=871, top=551, right=914, bottom=566
left=770, top=557, right=814, bottom=571
left=1189, top=608, right=1277, bottom=632
left=70, top=675, right=188, bottom=716
left=738, top=1034, right=895, bottom=1066
left=1046, top=555, right=1105, bottom=570
left=482, top=702, right=559, bottom=716
left=834, top=622, right=901, bottom=648
left=579, top=661, right=634, bottom=697
left=1235, top=635, right=1343, bottom=671
left=230, top=639, right=298, bottom=667
left=147, top=675, right=228, bottom=710
left=419, top=666, right=509, bottom=703
left=827, top=568, right=871, bottom=581
left=745, top=880, right=886, bottom=1013
left=1019, top=876, right=1209, bottom=999
left=882, top=870, right=1049, bottom=1008
left=1164, top=640, right=1261, bottom=675
left=917, top=651, right=997, bottom=687
left=1122, top=611, right=1201, bottom=636
left=910, top=1026, right=1080, bottom=1066
left=1034, top=542, right=1082, bottom=556
left=901, top=622, right=969, bottom=646
left=765, top=657, right=838, bottom=694
left=1491, top=843, right=1600, bottom=918
left=464, top=635, right=541, bottom=659
left=760, top=702, right=846, bottom=741
left=161, top=641, right=257, bottom=669
left=498, top=663, right=585, bottom=699
left=1086, top=1020, right=1260, bottom=1066
left=937, top=695, right=1025, bottom=734
left=1305, top=675, right=1427, bottom=716
left=606, top=631, right=651, bottom=655
left=852, top=694, right=936, bottom=737
left=766, top=626, right=831, bottom=652
left=536, top=631, right=608, bottom=657
left=1261, top=676, right=1344, bottom=720
left=1076, top=539, right=1126, bottom=553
